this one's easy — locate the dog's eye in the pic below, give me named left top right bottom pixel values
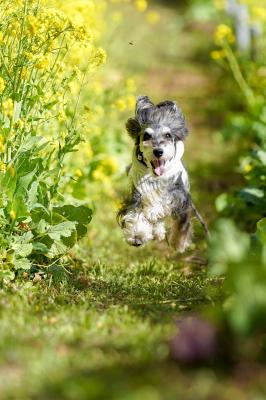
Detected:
left=164, top=133, right=171, bottom=139
left=143, top=132, right=152, bottom=141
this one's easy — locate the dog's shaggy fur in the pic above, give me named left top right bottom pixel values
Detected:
left=118, top=95, right=195, bottom=252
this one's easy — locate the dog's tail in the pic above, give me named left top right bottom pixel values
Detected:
left=189, top=196, right=210, bottom=239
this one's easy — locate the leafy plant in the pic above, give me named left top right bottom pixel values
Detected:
left=0, top=0, right=107, bottom=279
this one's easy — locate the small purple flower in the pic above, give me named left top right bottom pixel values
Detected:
left=170, top=315, right=217, bottom=364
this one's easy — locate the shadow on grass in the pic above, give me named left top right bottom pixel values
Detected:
left=64, top=260, right=224, bottom=324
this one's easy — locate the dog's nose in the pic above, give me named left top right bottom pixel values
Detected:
left=153, top=148, right=164, bottom=158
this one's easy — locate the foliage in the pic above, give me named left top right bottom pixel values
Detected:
left=211, top=1, right=266, bottom=226
left=0, top=0, right=109, bottom=278
left=209, top=218, right=266, bottom=336
left=208, top=1, right=266, bottom=351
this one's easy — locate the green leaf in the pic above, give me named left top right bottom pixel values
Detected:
left=16, top=165, right=38, bottom=196
left=257, top=150, right=266, bottom=165
left=10, top=195, right=28, bottom=219
left=0, top=270, right=15, bottom=282
left=11, top=243, right=33, bottom=257
left=54, top=205, right=92, bottom=238
left=20, top=137, right=47, bottom=152
left=257, top=218, right=266, bottom=245
left=13, top=258, right=31, bottom=270
left=27, top=181, right=39, bottom=209
left=215, top=193, right=229, bottom=212
left=47, top=241, right=67, bottom=258
left=47, top=221, right=76, bottom=241
left=32, top=242, right=49, bottom=254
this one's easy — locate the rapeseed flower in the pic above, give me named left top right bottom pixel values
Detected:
left=251, top=6, right=266, bottom=21
left=35, top=56, right=50, bottom=70
left=9, top=210, right=16, bottom=220
left=146, top=11, right=160, bottom=25
left=27, top=15, right=40, bottom=36
left=0, top=77, right=6, bottom=93
left=92, top=166, right=108, bottom=182
left=101, top=157, right=118, bottom=175
left=0, top=161, right=6, bottom=172
left=210, top=50, right=226, bottom=60
left=2, top=99, right=14, bottom=118
left=214, top=24, right=235, bottom=45
left=135, top=0, right=148, bottom=12
left=243, top=163, right=253, bottom=173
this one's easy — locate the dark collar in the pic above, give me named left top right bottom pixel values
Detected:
left=136, top=145, right=147, bottom=167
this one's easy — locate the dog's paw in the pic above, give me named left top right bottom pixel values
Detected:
left=153, top=222, right=166, bottom=242
left=127, top=237, right=144, bottom=247
left=177, top=237, right=192, bottom=253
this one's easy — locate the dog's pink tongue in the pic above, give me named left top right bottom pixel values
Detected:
left=154, top=160, right=165, bottom=176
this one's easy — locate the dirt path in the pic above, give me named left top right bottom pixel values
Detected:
left=85, top=5, right=240, bottom=266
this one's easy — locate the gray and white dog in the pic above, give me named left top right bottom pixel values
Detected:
left=118, top=95, right=207, bottom=252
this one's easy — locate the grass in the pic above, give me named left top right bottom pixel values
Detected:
left=1, top=2, right=263, bottom=399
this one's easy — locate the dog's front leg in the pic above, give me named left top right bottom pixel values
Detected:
left=122, top=210, right=154, bottom=247
left=153, top=221, right=166, bottom=242
left=170, top=212, right=192, bottom=253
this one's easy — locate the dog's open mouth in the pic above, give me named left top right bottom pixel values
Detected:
left=151, top=159, right=165, bottom=176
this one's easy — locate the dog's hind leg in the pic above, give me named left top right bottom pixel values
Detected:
left=170, top=211, right=192, bottom=253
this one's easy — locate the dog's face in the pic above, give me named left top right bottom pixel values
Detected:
left=139, top=125, right=177, bottom=176
left=126, top=96, right=188, bottom=177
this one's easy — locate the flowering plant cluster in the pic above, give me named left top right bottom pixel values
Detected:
left=209, top=0, right=266, bottom=342
left=0, top=0, right=109, bottom=280
left=211, top=1, right=266, bottom=227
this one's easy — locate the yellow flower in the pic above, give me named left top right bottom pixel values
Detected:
left=7, top=164, right=15, bottom=177
left=243, top=163, right=253, bottom=173
left=0, top=31, right=3, bottom=44
left=0, top=77, right=5, bottom=94
left=114, top=98, right=127, bottom=112
left=146, top=10, right=160, bottom=25
left=214, top=24, right=235, bottom=45
left=74, top=168, right=83, bottom=178
left=92, top=166, right=107, bottom=182
left=58, top=110, right=66, bottom=122
left=14, top=119, right=24, bottom=130
left=2, top=98, right=14, bottom=118
left=25, top=52, right=34, bottom=61
left=252, top=6, right=266, bottom=21
left=135, top=0, right=148, bottom=12
left=210, top=50, right=226, bottom=60
left=21, top=67, right=29, bottom=79
left=101, top=157, right=118, bottom=174
left=0, top=161, right=6, bottom=172
left=93, top=47, right=107, bottom=67
left=35, top=56, right=50, bottom=70
left=27, top=15, right=40, bottom=36
left=0, top=142, right=4, bottom=153
left=10, top=210, right=16, bottom=220
left=85, top=142, right=93, bottom=159
left=214, top=0, right=226, bottom=10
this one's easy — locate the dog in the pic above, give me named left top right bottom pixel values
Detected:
left=117, top=95, right=208, bottom=252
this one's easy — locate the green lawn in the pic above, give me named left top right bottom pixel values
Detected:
left=1, top=2, right=265, bottom=399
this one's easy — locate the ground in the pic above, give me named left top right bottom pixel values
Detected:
left=1, top=2, right=264, bottom=400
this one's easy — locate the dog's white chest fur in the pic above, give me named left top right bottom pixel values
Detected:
left=129, top=143, right=189, bottom=223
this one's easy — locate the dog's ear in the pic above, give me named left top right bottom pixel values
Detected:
left=135, top=95, right=154, bottom=124
left=156, top=100, right=178, bottom=112
left=126, top=117, right=141, bottom=140
left=157, top=100, right=188, bottom=141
